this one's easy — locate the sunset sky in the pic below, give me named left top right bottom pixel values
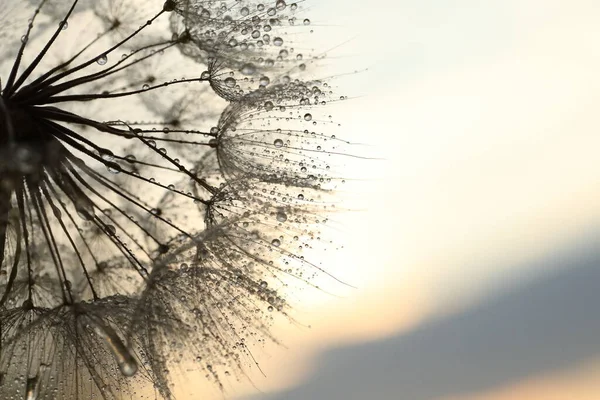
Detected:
left=209, top=1, right=600, bottom=399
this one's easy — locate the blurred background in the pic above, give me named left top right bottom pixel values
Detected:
left=192, top=0, right=600, bottom=399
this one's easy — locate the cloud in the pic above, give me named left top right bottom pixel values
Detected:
left=245, top=234, right=600, bottom=400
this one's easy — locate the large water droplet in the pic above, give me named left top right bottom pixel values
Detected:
left=106, top=162, right=121, bottom=174
left=240, top=63, right=257, bottom=75
left=259, top=76, right=270, bottom=87
left=304, top=113, right=312, bottom=121
left=224, top=77, right=236, bottom=88
left=87, top=314, right=138, bottom=377
left=271, top=238, right=281, bottom=247
left=96, top=54, right=108, bottom=65
left=240, top=6, right=250, bottom=16
left=26, top=376, right=41, bottom=400
left=273, top=138, right=283, bottom=147
left=273, top=37, right=284, bottom=46
left=276, top=0, right=287, bottom=10
left=276, top=210, right=287, bottom=222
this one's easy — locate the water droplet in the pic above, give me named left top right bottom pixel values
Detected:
left=105, top=225, right=117, bottom=236
left=276, top=211, right=287, bottom=222
left=106, top=162, right=121, bottom=174
left=260, top=280, right=268, bottom=288
left=76, top=199, right=95, bottom=221
left=304, top=113, right=312, bottom=121
left=259, top=76, right=270, bottom=87
left=265, top=101, right=274, bottom=111
left=303, top=18, right=310, bottom=25
left=297, top=193, right=305, bottom=200
left=273, top=37, right=284, bottom=46
left=276, top=0, right=286, bottom=10
left=26, top=376, right=40, bottom=400
left=224, top=77, right=236, bottom=88
left=87, top=314, right=138, bottom=377
left=273, top=138, right=283, bottom=147
left=61, top=21, right=68, bottom=30
left=96, top=54, right=108, bottom=65
left=268, top=306, right=274, bottom=312
left=201, top=71, right=210, bottom=80
left=240, top=6, right=250, bottom=16
left=240, top=63, right=257, bottom=75
left=271, top=238, right=281, bottom=247
left=142, top=83, right=150, bottom=90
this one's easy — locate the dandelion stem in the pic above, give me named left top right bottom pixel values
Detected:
left=19, top=39, right=178, bottom=103
left=0, top=190, right=22, bottom=309
left=6, top=0, right=80, bottom=97
left=2, top=0, right=48, bottom=95
left=21, top=8, right=167, bottom=99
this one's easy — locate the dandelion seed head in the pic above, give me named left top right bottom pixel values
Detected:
left=0, top=0, right=351, bottom=397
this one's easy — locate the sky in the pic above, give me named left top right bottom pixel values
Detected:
left=199, top=1, right=600, bottom=399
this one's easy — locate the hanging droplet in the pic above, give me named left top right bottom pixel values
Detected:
left=106, top=162, right=121, bottom=174
left=26, top=376, right=40, bottom=400
left=105, top=225, right=117, bottom=236
left=304, top=113, right=312, bottom=121
left=273, top=138, right=284, bottom=148
left=96, top=54, right=108, bottom=65
left=61, top=21, right=68, bottom=30
left=76, top=201, right=95, bottom=221
left=87, top=314, right=138, bottom=377
left=142, top=83, right=150, bottom=90
left=271, top=238, right=281, bottom=247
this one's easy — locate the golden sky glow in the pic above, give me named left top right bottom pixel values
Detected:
left=222, top=1, right=600, bottom=399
